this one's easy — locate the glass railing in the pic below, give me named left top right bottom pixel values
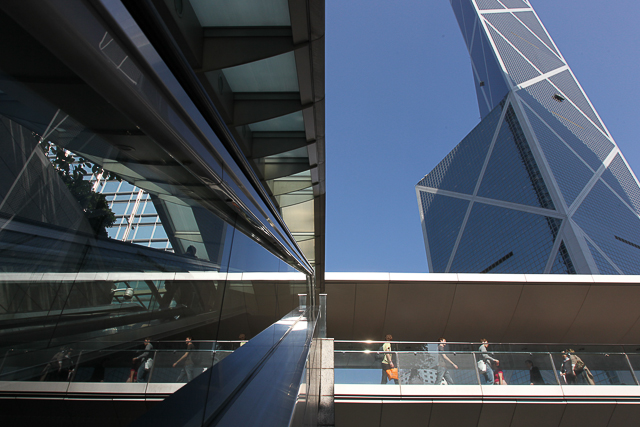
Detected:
left=334, top=341, right=640, bottom=386
left=0, top=340, right=246, bottom=385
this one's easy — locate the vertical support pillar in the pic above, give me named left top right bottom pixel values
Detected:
left=319, top=293, right=327, bottom=339
left=318, top=338, right=334, bottom=427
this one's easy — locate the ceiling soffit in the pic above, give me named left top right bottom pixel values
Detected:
left=127, top=0, right=325, bottom=282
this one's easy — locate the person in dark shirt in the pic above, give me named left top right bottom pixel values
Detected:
left=435, top=338, right=458, bottom=385
left=478, top=339, right=497, bottom=384
left=525, top=360, right=545, bottom=385
left=133, top=338, right=153, bottom=383
left=174, top=336, right=195, bottom=382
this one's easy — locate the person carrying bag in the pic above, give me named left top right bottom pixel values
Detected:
left=380, top=334, right=399, bottom=384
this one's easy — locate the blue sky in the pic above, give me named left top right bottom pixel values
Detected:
left=324, top=0, right=640, bottom=273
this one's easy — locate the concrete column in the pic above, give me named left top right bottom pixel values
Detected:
left=318, top=338, right=334, bottom=427
left=319, top=293, right=327, bottom=338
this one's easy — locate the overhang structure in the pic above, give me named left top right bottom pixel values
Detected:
left=123, top=0, right=326, bottom=285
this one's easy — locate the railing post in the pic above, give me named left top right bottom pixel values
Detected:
left=319, top=294, right=327, bottom=338
left=298, top=294, right=307, bottom=311
left=0, top=349, right=10, bottom=376
left=548, top=353, right=561, bottom=385
left=624, top=353, right=639, bottom=385
left=70, top=350, right=83, bottom=383
left=146, top=350, right=157, bottom=384
left=472, top=353, right=482, bottom=385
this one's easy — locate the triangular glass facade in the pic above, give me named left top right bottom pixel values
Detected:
left=449, top=203, right=560, bottom=274
left=419, top=192, right=469, bottom=273
left=549, top=242, right=576, bottom=274
left=478, top=105, right=554, bottom=208
left=587, top=241, right=618, bottom=275
left=524, top=106, right=594, bottom=207
left=417, top=104, right=502, bottom=195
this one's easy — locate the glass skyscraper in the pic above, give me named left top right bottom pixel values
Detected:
left=416, top=0, right=640, bottom=274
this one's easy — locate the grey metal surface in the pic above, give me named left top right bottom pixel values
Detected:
left=335, top=385, right=640, bottom=427
left=324, top=273, right=640, bottom=343
left=131, top=306, right=319, bottom=427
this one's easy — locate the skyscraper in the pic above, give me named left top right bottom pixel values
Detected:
left=416, top=0, right=640, bottom=274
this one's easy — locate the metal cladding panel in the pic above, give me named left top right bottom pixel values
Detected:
left=600, top=153, right=640, bottom=215
left=524, top=105, right=594, bottom=207
left=450, top=203, right=560, bottom=273
left=417, top=103, right=503, bottom=194
left=477, top=105, right=553, bottom=208
left=419, top=192, right=470, bottom=273
left=587, top=241, right=619, bottom=275
left=573, top=180, right=640, bottom=275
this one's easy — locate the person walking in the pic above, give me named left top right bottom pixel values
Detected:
left=493, top=360, right=507, bottom=385
left=478, top=339, right=498, bottom=384
left=133, top=338, right=153, bottom=383
left=435, top=338, right=458, bottom=385
left=560, top=350, right=576, bottom=385
left=569, top=349, right=595, bottom=385
left=381, top=334, right=399, bottom=385
left=525, top=360, right=545, bottom=385
left=174, top=336, right=195, bottom=383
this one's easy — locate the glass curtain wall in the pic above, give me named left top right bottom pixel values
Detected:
left=0, top=0, right=312, bottom=375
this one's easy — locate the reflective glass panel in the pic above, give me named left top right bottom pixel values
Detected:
left=451, top=204, right=559, bottom=273
left=485, top=13, right=564, bottom=76
left=552, top=352, right=637, bottom=385
left=600, top=154, right=640, bottom=215
left=573, top=181, right=640, bottom=274
left=524, top=105, right=594, bottom=207
left=478, top=104, right=555, bottom=208
left=420, top=192, right=470, bottom=273
left=417, top=102, right=503, bottom=194
left=512, top=11, right=559, bottom=56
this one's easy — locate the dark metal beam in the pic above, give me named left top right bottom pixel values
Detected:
left=250, top=131, right=307, bottom=159
left=232, top=92, right=305, bottom=127
left=200, top=27, right=298, bottom=71
left=258, top=160, right=311, bottom=181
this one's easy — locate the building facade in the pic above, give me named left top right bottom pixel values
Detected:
left=0, top=0, right=324, bottom=425
left=416, top=0, right=640, bottom=274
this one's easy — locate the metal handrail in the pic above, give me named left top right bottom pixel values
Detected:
left=335, top=348, right=640, bottom=386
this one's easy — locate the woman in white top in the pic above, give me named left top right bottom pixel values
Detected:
left=381, top=334, right=399, bottom=384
